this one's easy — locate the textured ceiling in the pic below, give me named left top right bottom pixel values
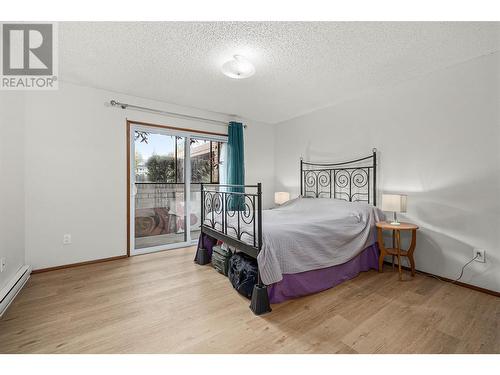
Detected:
left=60, top=22, right=500, bottom=124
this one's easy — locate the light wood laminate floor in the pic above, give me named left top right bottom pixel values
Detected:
left=0, top=246, right=498, bottom=353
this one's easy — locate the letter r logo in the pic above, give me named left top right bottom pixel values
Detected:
left=2, top=24, right=53, bottom=75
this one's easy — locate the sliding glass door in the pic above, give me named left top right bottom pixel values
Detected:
left=129, top=123, right=226, bottom=255
left=189, top=138, right=225, bottom=242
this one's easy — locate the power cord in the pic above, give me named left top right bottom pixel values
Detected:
left=398, top=253, right=479, bottom=284
left=398, top=257, right=446, bottom=282
left=451, top=253, right=479, bottom=283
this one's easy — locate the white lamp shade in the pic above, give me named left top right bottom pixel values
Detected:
left=274, top=192, right=290, bottom=205
left=381, top=194, right=407, bottom=213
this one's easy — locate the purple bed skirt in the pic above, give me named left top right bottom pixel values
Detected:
left=267, top=243, right=380, bottom=304
left=196, top=233, right=380, bottom=304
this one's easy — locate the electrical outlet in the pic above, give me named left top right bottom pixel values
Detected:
left=473, top=249, right=486, bottom=263
left=63, top=234, right=72, bottom=245
left=0, top=257, right=5, bottom=272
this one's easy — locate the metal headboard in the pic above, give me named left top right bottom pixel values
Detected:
left=300, top=148, right=377, bottom=205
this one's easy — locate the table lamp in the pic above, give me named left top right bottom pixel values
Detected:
left=274, top=192, right=290, bottom=206
left=381, top=194, right=407, bottom=225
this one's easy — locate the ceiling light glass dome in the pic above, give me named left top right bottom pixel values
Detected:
left=221, top=55, right=255, bottom=79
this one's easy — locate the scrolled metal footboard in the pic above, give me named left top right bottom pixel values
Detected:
left=200, top=183, right=262, bottom=259
left=197, top=183, right=270, bottom=315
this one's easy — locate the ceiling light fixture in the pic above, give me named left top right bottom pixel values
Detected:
left=221, top=55, right=255, bottom=79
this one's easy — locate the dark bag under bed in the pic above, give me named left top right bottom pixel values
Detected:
left=211, top=245, right=232, bottom=276
left=228, top=252, right=258, bottom=299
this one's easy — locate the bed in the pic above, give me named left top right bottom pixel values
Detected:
left=195, top=149, right=383, bottom=315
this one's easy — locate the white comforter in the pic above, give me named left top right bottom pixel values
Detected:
left=257, top=198, right=384, bottom=285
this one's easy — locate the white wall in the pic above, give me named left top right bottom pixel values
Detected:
left=274, top=52, right=500, bottom=292
left=23, top=82, right=274, bottom=270
left=0, top=92, right=26, bottom=290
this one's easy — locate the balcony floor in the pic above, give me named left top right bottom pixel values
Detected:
left=135, top=230, right=201, bottom=249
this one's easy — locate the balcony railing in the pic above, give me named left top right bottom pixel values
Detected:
left=134, top=182, right=206, bottom=249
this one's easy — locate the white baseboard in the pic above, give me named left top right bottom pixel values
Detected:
left=0, top=265, right=31, bottom=318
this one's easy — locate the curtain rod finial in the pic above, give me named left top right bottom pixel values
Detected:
left=110, top=99, right=127, bottom=109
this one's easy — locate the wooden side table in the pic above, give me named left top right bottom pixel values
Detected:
left=376, top=221, right=419, bottom=280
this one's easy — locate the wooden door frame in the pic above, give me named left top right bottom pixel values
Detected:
left=126, top=119, right=227, bottom=256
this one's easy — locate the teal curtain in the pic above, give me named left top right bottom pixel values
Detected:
left=227, top=121, right=245, bottom=210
